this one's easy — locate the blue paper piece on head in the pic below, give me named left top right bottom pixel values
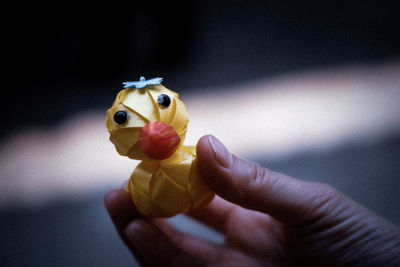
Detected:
left=123, top=76, right=163, bottom=89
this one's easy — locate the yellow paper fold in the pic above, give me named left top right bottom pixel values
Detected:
left=106, top=83, right=214, bottom=217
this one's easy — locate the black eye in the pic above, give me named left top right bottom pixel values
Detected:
left=157, top=94, right=171, bottom=107
left=113, top=111, right=127, bottom=124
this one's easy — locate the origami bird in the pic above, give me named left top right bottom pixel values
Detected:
left=105, top=77, right=214, bottom=217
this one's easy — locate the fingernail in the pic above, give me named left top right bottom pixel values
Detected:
left=125, top=220, right=145, bottom=242
left=208, top=135, right=233, bottom=168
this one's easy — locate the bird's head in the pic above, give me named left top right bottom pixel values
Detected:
left=105, top=78, right=188, bottom=161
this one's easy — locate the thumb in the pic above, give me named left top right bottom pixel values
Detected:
left=197, top=135, right=344, bottom=224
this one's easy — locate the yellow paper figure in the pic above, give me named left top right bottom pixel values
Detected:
left=105, top=77, right=214, bottom=217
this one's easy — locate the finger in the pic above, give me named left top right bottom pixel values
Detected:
left=125, top=219, right=219, bottom=266
left=104, top=189, right=149, bottom=266
left=151, top=218, right=221, bottom=261
left=188, top=196, right=236, bottom=233
left=197, top=135, right=344, bottom=224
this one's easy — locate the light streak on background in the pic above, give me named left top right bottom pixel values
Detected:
left=0, top=63, right=399, bottom=208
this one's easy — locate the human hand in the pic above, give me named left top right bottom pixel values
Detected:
left=105, top=135, right=400, bottom=266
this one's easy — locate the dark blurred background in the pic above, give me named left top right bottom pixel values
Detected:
left=1, top=0, right=400, bottom=266
left=2, top=0, right=400, bottom=137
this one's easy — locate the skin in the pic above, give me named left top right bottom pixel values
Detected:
left=105, top=135, right=400, bottom=266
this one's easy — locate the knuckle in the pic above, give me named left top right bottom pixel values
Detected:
left=307, top=182, right=345, bottom=218
left=237, top=161, right=277, bottom=204
left=243, top=162, right=264, bottom=186
left=314, top=182, right=342, bottom=203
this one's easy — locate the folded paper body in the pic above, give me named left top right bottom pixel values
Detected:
left=105, top=79, right=214, bottom=217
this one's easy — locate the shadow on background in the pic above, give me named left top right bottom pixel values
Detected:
left=1, top=1, right=400, bottom=266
